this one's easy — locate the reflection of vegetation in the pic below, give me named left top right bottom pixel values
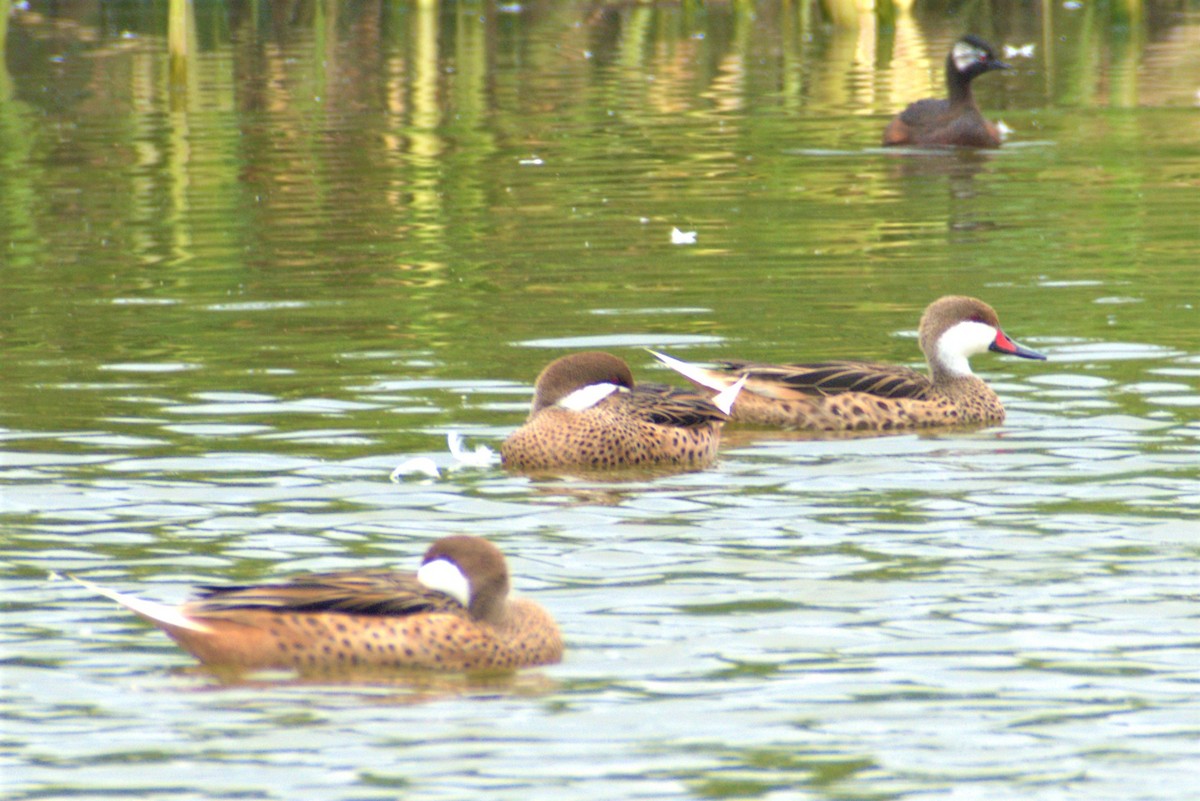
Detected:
left=167, top=0, right=196, bottom=95
left=670, top=744, right=881, bottom=799
left=819, top=0, right=897, bottom=29
left=2, top=0, right=1199, bottom=447
left=0, top=0, right=10, bottom=100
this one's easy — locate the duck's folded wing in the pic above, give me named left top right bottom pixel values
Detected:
left=629, top=383, right=732, bottom=427
left=189, top=570, right=465, bottom=617
left=717, top=360, right=933, bottom=400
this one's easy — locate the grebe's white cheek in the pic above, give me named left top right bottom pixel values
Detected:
left=417, top=558, right=471, bottom=607
left=557, top=382, right=622, bottom=411
left=936, top=321, right=997, bottom=377
left=953, top=42, right=984, bottom=72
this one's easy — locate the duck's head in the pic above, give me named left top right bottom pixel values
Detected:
left=417, top=536, right=511, bottom=624
left=919, top=295, right=1045, bottom=379
left=529, top=351, right=636, bottom=413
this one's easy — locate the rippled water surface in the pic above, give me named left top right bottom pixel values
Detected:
left=4, top=1, right=1200, bottom=799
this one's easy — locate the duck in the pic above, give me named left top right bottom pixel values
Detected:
left=651, top=296, right=1045, bottom=431
left=500, top=351, right=744, bottom=472
left=72, top=535, right=563, bottom=673
left=883, top=35, right=1010, bottom=148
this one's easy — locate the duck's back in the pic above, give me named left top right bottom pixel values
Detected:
left=627, top=382, right=734, bottom=427
left=709, top=360, right=1004, bottom=430
left=717, top=360, right=933, bottom=401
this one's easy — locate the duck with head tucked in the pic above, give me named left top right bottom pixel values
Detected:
left=652, top=296, right=1044, bottom=432
left=500, top=351, right=744, bottom=472
left=73, top=535, right=562, bottom=674
left=884, top=35, right=1011, bottom=148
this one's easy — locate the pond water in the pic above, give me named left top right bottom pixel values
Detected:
left=3, top=1, right=1200, bottom=799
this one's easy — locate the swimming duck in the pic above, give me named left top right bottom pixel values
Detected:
left=883, top=35, right=1010, bottom=148
left=652, top=296, right=1044, bottom=431
left=500, top=351, right=743, bottom=472
left=74, top=535, right=562, bottom=673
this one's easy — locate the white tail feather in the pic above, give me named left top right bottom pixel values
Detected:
left=646, top=350, right=731, bottom=392
left=712, top=374, right=747, bottom=415
left=70, top=575, right=213, bottom=633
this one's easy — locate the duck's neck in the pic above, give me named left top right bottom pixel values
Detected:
left=472, top=594, right=510, bottom=628
left=929, top=362, right=993, bottom=400
left=928, top=356, right=977, bottom=387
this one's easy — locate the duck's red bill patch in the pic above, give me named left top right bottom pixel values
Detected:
left=993, top=331, right=1018, bottom=353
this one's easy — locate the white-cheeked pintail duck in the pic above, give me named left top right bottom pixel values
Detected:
left=500, top=351, right=744, bottom=472
left=652, top=296, right=1044, bottom=431
left=73, top=535, right=562, bottom=674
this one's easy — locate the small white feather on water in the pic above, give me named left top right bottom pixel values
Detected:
left=1003, top=44, right=1035, bottom=58
left=670, top=227, right=697, bottom=245
left=447, top=432, right=499, bottom=467
left=390, top=457, right=441, bottom=481
left=391, top=433, right=499, bottom=482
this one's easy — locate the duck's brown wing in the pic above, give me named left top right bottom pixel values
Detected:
left=717, top=360, right=933, bottom=400
left=188, top=570, right=465, bottom=618
left=627, top=382, right=731, bottom=427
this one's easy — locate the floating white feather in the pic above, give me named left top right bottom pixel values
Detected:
left=670, top=227, right=697, bottom=245
left=390, top=457, right=441, bottom=481
left=447, top=432, right=498, bottom=467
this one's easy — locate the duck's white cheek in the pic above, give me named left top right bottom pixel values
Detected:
left=937, top=321, right=997, bottom=377
left=557, top=383, right=622, bottom=411
left=417, top=559, right=471, bottom=607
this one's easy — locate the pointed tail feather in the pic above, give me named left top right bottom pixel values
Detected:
left=69, top=574, right=213, bottom=634
left=712, top=374, right=746, bottom=415
left=647, top=349, right=732, bottom=393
